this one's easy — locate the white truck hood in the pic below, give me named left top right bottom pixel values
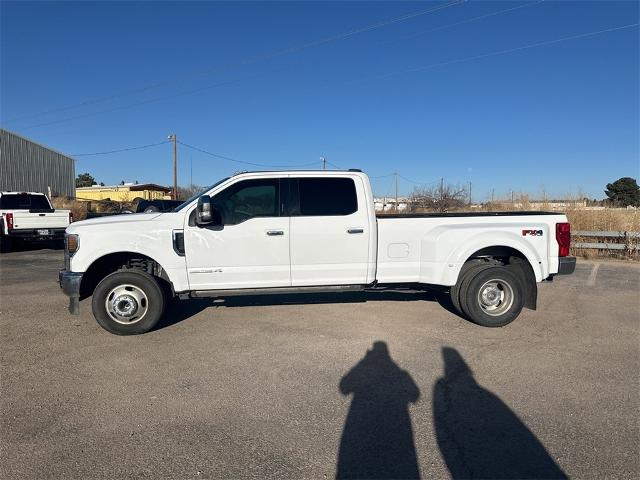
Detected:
left=67, top=212, right=164, bottom=231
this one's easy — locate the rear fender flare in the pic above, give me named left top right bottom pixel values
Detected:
left=447, top=232, right=544, bottom=284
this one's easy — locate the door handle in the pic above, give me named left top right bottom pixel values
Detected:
left=266, top=230, right=284, bottom=236
left=347, top=228, right=364, bottom=234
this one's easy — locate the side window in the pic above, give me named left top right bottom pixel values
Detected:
left=213, top=179, right=279, bottom=225
left=297, top=178, right=358, bottom=216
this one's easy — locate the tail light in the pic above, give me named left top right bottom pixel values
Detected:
left=69, top=211, right=74, bottom=223
left=556, top=222, right=571, bottom=257
left=5, top=213, right=14, bottom=230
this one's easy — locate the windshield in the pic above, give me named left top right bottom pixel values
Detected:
left=173, top=177, right=230, bottom=212
left=0, top=194, right=51, bottom=210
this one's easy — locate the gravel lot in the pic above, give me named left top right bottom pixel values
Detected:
left=1, top=248, right=638, bottom=479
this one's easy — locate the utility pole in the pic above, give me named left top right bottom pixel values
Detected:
left=394, top=172, right=399, bottom=213
left=491, top=188, right=495, bottom=203
left=511, top=190, right=514, bottom=204
left=168, top=134, right=177, bottom=199
left=468, top=181, right=472, bottom=206
left=439, top=177, right=444, bottom=202
left=320, top=156, right=327, bottom=170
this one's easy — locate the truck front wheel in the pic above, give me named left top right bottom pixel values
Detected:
left=91, top=269, right=165, bottom=335
left=460, top=266, right=524, bottom=327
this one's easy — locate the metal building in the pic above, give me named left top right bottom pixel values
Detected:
left=0, top=128, right=75, bottom=197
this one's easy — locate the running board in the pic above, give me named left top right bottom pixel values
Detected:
left=190, top=284, right=366, bottom=299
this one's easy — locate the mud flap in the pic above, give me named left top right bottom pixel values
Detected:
left=508, top=257, right=537, bottom=311
left=68, top=296, right=80, bottom=315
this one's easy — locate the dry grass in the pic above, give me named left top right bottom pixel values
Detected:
left=51, top=197, right=88, bottom=221
left=565, top=209, right=639, bottom=260
left=51, top=197, right=137, bottom=221
left=564, top=208, right=639, bottom=232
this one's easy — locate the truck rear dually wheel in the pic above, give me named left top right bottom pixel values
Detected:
left=460, top=266, right=524, bottom=327
left=450, top=260, right=494, bottom=315
left=92, top=269, right=165, bottom=335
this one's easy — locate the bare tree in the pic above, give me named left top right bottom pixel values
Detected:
left=409, top=183, right=468, bottom=213
left=176, top=184, right=203, bottom=200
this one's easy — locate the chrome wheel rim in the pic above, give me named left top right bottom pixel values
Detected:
left=477, top=279, right=514, bottom=316
left=105, top=284, right=148, bottom=325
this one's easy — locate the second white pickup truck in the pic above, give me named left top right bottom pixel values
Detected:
left=1, top=191, right=72, bottom=252
left=59, top=170, right=575, bottom=335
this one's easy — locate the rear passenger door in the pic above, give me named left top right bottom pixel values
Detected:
left=288, top=176, right=370, bottom=286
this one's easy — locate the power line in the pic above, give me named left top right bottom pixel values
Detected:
left=325, top=160, right=344, bottom=170
left=3, top=0, right=464, bottom=125
left=71, top=140, right=170, bottom=156
left=16, top=74, right=268, bottom=131
left=379, top=0, right=544, bottom=46
left=177, top=140, right=319, bottom=168
left=13, top=18, right=634, bottom=134
left=398, top=173, right=439, bottom=185
left=341, top=22, right=639, bottom=87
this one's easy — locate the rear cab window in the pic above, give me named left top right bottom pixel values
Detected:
left=288, top=177, right=358, bottom=216
left=0, top=194, right=51, bottom=210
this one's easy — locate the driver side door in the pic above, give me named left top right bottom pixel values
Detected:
left=184, top=177, right=290, bottom=290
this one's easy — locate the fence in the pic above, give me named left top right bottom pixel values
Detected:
left=572, top=230, right=640, bottom=258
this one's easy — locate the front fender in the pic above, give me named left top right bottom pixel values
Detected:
left=68, top=220, right=189, bottom=292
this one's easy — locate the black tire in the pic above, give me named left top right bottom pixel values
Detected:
left=144, top=206, right=160, bottom=213
left=460, top=266, right=524, bottom=327
left=91, top=269, right=165, bottom=335
left=450, top=260, right=490, bottom=315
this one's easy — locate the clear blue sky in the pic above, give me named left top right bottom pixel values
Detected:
left=1, top=1, right=638, bottom=200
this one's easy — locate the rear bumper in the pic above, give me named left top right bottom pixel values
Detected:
left=557, top=256, right=576, bottom=275
left=59, top=270, right=83, bottom=314
left=6, top=228, right=66, bottom=240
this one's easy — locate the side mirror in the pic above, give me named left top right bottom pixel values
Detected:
left=196, top=195, right=213, bottom=225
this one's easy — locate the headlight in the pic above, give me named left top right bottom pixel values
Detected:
left=65, top=234, right=79, bottom=257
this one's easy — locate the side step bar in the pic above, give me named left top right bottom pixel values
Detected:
left=189, top=284, right=367, bottom=299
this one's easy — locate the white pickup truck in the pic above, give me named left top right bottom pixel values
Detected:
left=59, top=170, right=575, bottom=335
left=1, top=192, right=72, bottom=252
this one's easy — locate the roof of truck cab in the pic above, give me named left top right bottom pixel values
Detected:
left=231, top=169, right=363, bottom=176
left=0, top=191, right=47, bottom=196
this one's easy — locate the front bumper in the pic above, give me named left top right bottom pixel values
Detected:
left=59, top=269, right=83, bottom=314
left=8, top=228, right=66, bottom=241
left=557, top=256, right=577, bottom=275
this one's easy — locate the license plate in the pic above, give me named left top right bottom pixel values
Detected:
left=37, top=229, right=50, bottom=235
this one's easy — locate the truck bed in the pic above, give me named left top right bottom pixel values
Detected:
left=376, top=212, right=567, bottom=286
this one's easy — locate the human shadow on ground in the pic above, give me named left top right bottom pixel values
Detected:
left=336, top=341, right=421, bottom=479
left=433, top=347, right=567, bottom=479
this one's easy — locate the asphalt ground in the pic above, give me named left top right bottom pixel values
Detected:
left=1, top=247, right=638, bottom=479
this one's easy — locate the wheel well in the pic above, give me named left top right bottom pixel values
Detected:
left=464, top=246, right=538, bottom=310
left=467, top=245, right=525, bottom=262
left=80, top=252, right=171, bottom=299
